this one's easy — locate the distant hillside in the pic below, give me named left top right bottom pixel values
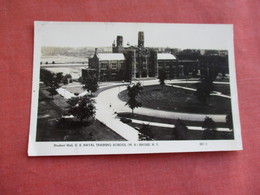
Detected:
left=41, top=46, right=112, bottom=58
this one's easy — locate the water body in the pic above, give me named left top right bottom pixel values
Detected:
left=43, top=66, right=86, bottom=79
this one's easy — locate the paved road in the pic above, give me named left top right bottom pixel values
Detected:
left=94, top=80, right=230, bottom=140
left=57, top=82, right=130, bottom=99
left=168, top=84, right=231, bottom=99
left=57, top=79, right=230, bottom=140
left=128, top=118, right=231, bottom=132
left=94, top=86, right=139, bottom=141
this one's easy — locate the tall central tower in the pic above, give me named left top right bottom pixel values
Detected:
left=138, top=31, right=144, bottom=47
left=117, top=36, right=123, bottom=47
left=113, top=35, right=124, bottom=53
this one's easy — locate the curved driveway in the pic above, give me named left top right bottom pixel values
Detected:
left=94, top=85, right=140, bottom=141
left=96, top=85, right=227, bottom=123
left=56, top=79, right=230, bottom=141
left=94, top=79, right=229, bottom=140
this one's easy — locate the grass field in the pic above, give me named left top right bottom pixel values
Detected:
left=118, top=85, right=232, bottom=114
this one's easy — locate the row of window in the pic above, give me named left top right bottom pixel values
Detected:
left=100, top=62, right=124, bottom=69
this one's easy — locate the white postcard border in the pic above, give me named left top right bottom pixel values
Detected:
left=28, top=22, right=243, bottom=156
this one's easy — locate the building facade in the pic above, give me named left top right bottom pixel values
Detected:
left=88, top=49, right=125, bottom=81
left=85, top=32, right=201, bottom=82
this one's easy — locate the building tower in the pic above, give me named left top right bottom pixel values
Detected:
left=112, top=40, right=115, bottom=50
left=113, top=36, right=124, bottom=53
left=117, top=36, right=123, bottom=47
left=138, top=31, right=144, bottom=47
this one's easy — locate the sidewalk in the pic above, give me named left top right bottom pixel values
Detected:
left=56, top=88, right=76, bottom=99
left=57, top=80, right=230, bottom=140
left=167, top=84, right=231, bottom=99
left=128, top=118, right=232, bottom=132
left=94, top=89, right=139, bottom=141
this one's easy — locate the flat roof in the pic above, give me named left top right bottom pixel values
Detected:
left=92, top=52, right=176, bottom=61
left=157, top=53, right=176, bottom=60
left=96, top=53, right=125, bottom=61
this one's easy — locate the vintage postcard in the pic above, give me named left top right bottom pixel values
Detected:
left=28, top=22, right=242, bottom=156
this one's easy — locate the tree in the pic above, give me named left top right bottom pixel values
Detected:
left=62, top=77, right=69, bottom=85
left=67, top=95, right=95, bottom=123
left=173, top=119, right=189, bottom=140
left=65, top=74, right=72, bottom=81
left=125, top=82, right=143, bottom=115
left=158, top=70, right=166, bottom=89
left=47, top=84, right=58, bottom=99
left=55, top=72, right=64, bottom=84
left=202, top=117, right=217, bottom=139
left=40, top=69, right=64, bottom=88
left=202, top=117, right=216, bottom=131
left=62, top=74, right=72, bottom=85
left=82, top=78, right=99, bottom=96
left=40, top=69, right=55, bottom=86
left=40, top=69, right=62, bottom=98
left=195, top=76, right=214, bottom=104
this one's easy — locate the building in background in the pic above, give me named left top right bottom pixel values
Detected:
left=88, top=48, right=125, bottom=81
left=85, top=32, right=218, bottom=82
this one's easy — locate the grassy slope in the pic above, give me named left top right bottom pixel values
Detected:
left=118, top=85, right=232, bottom=114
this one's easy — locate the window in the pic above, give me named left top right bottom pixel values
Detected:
left=101, top=63, right=107, bottom=69
left=111, top=63, right=117, bottom=69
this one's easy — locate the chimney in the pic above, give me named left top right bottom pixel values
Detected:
left=94, top=48, right=98, bottom=55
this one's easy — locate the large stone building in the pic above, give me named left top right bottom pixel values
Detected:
left=85, top=32, right=199, bottom=81
left=88, top=49, right=125, bottom=81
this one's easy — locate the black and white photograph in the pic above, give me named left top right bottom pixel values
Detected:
left=28, top=22, right=242, bottom=156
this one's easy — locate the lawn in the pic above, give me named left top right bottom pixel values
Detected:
left=36, top=88, right=125, bottom=141
left=118, top=85, right=232, bottom=114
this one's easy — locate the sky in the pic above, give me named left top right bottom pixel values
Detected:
left=37, top=22, right=234, bottom=50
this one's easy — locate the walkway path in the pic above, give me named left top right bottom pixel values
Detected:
left=170, top=79, right=230, bottom=85
left=56, top=88, right=76, bottom=99
left=167, top=84, right=231, bottom=99
left=57, top=79, right=230, bottom=140
left=57, top=82, right=129, bottom=99
left=95, top=84, right=228, bottom=140
left=98, top=82, right=228, bottom=122
left=94, top=86, right=139, bottom=141
left=56, top=82, right=139, bottom=141
left=128, top=118, right=231, bottom=132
